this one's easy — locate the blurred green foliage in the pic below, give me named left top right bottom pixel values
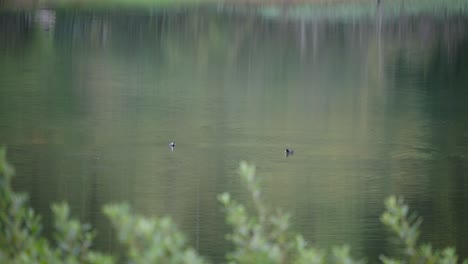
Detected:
left=219, top=162, right=363, bottom=264
left=103, top=204, right=205, bottom=264
left=0, top=147, right=113, bottom=264
left=380, top=197, right=468, bottom=264
left=1, top=148, right=467, bottom=263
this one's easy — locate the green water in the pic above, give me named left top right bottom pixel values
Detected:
left=1, top=7, right=468, bottom=262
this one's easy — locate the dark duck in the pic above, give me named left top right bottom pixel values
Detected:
left=285, top=148, right=294, bottom=157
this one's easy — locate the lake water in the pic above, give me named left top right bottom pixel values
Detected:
left=1, top=5, right=468, bottom=262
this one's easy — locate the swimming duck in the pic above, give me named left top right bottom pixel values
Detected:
left=285, top=148, right=294, bottom=157
left=169, top=142, right=175, bottom=151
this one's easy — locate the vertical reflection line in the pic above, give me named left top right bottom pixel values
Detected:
left=312, top=22, right=318, bottom=59
left=376, top=0, right=383, bottom=79
left=196, top=175, right=200, bottom=250
left=300, top=18, right=306, bottom=58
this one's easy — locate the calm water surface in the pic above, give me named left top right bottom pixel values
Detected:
left=1, top=7, right=468, bottom=262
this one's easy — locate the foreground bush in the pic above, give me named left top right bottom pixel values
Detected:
left=1, top=147, right=467, bottom=264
